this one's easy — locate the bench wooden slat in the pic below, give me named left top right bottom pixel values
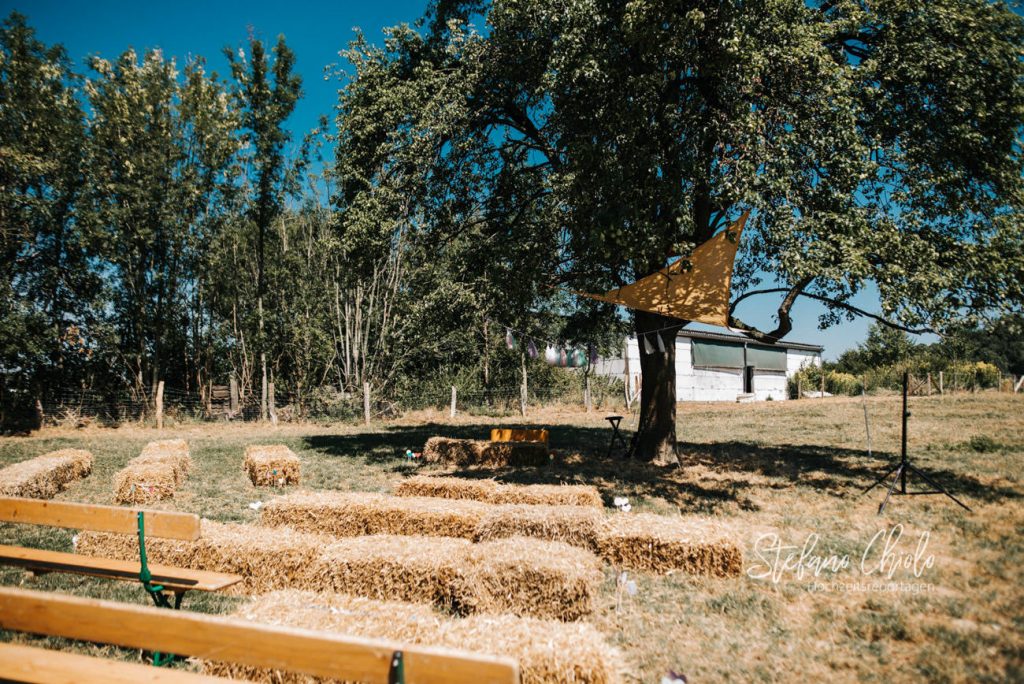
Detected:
left=0, top=545, right=241, bottom=593
left=0, top=497, right=201, bottom=540
left=0, top=642, right=235, bottom=683
left=0, top=587, right=520, bottom=684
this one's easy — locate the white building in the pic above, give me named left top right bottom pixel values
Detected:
left=592, top=329, right=823, bottom=402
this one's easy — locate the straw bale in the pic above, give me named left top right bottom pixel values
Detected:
left=139, top=438, right=190, bottom=460
left=422, top=437, right=549, bottom=467
left=244, top=444, right=301, bottom=486
left=421, top=437, right=480, bottom=465
left=596, top=513, right=743, bottom=577
left=489, top=481, right=603, bottom=507
left=305, top=535, right=473, bottom=608
left=396, top=475, right=603, bottom=508
left=394, top=475, right=499, bottom=502
left=200, top=589, right=622, bottom=684
left=474, top=504, right=602, bottom=550
left=112, top=440, right=192, bottom=504
left=262, top=491, right=488, bottom=539
left=479, top=441, right=550, bottom=467
left=0, top=449, right=93, bottom=499
left=458, top=537, right=603, bottom=621
left=76, top=520, right=325, bottom=595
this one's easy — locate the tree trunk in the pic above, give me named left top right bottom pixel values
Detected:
left=634, top=310, right=683, bottom=465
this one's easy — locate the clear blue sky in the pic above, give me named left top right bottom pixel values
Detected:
left=2, top=0, right=925, bottom=359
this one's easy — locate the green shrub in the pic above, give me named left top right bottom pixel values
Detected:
left=966, top=435, right=1001, bottom=453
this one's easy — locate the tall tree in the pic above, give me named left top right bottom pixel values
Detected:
left=225, top=34, right=302, bottom=420
left=0, top=12, right=92, bottom=409
left=337, top=0, right=1024, bottom=462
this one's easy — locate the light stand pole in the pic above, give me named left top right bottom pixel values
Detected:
left=862, top=371, right=971, bottom=514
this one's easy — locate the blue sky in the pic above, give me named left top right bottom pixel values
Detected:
left=2, top=0, right=926, bottom=359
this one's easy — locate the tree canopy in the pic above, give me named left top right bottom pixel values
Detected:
left=335, top=0, right=1024, bottom=460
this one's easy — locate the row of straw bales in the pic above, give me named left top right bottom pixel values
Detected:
left=201, top=590, right=622, bottom=684
left=261, top=491, right=742, bottom=576
left=423, top=437, right=550, bottom=467
left=244, top=444, right=301, bottom=486
left=0, top=449, right=93, bottom=499
left=112, top=439, right=191, bottom=504
left=76, top=520, right=602, bottom=621
left=396, top=475, right=603, bottom=507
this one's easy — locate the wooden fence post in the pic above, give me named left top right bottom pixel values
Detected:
left=820, top=370, right=825, bottom=398
left=1014, top=375, right=1024, bottom=394
left=926, top=372, right=932, bottom=395
left=156, top=381, right=165, bottom=430
left=797, top=377, right=802, bottom=399
left=520, top=354, right=528, bottom=417
left=450, top=386, right=457, bottom=418
left=268, top=382, right=277, bottom=426
left=938, top=371, right=944, bottom=395
left=229, top=377, right=239, bottom=414
left=585, top=375, right=592, bottom=413
left=363, top=382, right=371, bottom=425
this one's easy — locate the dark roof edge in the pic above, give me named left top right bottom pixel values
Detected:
left=629, top=329, right=824, bottom=353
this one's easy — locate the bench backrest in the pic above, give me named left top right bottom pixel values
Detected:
left=490, top=428, right=549, bottom=445
left=0, top=587, right=520, bottom=684
left=0, top=497, right=200, bottom=540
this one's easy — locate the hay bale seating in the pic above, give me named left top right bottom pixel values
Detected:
left=262, top=491, right=601, bottom=549
left=423, top=437, right=549, bottom=467
left=261, top=491, right=489, bottom=539
left=459, top=537, right=602, bottom=621
left=244, top=444, right=301, bottom=486
left=396, top=475, right=603, bottom=507
left=201, top=589, right=622, bottom=684
left=77, top=521, right=321, bottom=595
left=261, top=491, right=742, bottom=576
left=112, top=439, right=191, bottom=504
left=0, top=449, right=93, bottom=499
left=597, top=513, right=743, bottom=577
left=77, top=521, right=601, bottom=620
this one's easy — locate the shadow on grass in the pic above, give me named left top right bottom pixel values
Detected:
left=303, top=423, right=1018, bottom=513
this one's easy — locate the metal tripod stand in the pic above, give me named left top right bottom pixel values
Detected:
left=863, top=372, right=971, bottom=514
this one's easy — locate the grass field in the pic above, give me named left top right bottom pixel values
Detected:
left=1, top=392, right=1022, bottom=683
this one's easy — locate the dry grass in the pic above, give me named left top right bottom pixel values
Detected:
left=396, top=475, right=603, bottom=507
left=112, top=439, right=192, bottom=504
left=4, top=393, right=1022, bottom=682
left=423, top=437, right=549, bottom=467
left=201, top=589, right=623, bottom=684
left=0, top=448, right=92, bottom=499
left=244, top=444, right=301, bottom=486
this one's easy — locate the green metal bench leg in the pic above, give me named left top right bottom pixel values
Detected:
left=137, top=511, right=183, bottom=666
left=388, top=650, right=405, bottom=684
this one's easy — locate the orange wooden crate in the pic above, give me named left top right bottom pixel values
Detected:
left=490, top=428, right=549, bottom=446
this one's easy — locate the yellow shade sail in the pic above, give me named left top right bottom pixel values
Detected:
left=577, top=211, right=749, bottom=327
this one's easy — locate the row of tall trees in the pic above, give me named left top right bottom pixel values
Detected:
left=0, top=12, right=606, bottom=423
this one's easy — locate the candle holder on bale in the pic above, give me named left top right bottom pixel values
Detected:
left=862, top=371, right=971, bottom=514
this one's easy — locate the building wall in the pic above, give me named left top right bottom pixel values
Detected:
left=594, top=335, right=821, bottom=403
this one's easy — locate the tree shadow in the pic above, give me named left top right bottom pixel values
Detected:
left=302, top=422, right=1018, bottom=513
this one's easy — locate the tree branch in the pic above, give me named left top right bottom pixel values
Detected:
left=727, top=285, right=936, bottom=343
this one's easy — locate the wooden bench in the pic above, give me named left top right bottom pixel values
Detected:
left=0, top=496, right=240, bottom=610
left=489, top=428, right=549, bottom=447
left=0, top=587, right=520, bottom=684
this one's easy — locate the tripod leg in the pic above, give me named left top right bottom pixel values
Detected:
left=877, top=464, right=904, bottom=515
left=862, top=463, right=900, bottom=495
left=906, top=464, right=972, bottom=512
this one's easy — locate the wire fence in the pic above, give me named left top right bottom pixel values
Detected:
left=11, top=376, right=631, bottom=429
left=5, top=368, right=1018, bottom=430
